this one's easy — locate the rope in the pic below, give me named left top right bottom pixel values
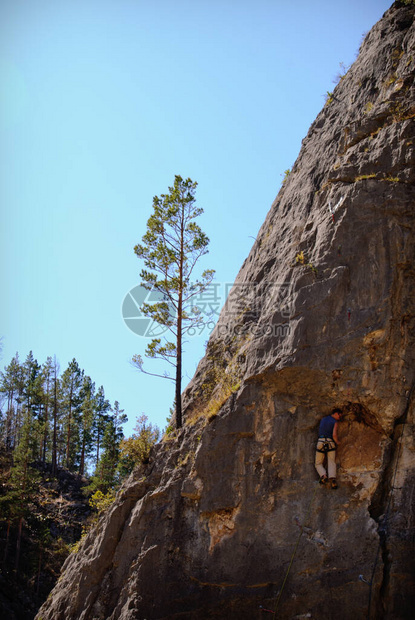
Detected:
left=366, top=382, right=414, bottom=619
left=272, top=483, right=318, bottom=619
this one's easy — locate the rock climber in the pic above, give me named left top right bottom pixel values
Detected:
left=315, top=408, right=343, bottom=489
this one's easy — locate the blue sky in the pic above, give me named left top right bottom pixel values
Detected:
left=1, top=0, right=391, bottom=436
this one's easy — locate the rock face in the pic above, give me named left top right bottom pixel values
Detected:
left=37, top=3, right=415, bottom=619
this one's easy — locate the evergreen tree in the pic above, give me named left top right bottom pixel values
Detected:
left=40, top=357, right=54, bottom=464
left=78, top=376, right=96, bottom=476
left=21, top=352, right=44, bottom=457
left=92, top=422, right=119, bottom=493
left=61, top=359, right=83, bottom=470
left=50, top=357, right=60, bottom=476
left=87, top=402, right=127, bottom=493
left=133, top=175, right=215, bottom=428
left=8, top=407, right=40, bottom=573
left=94, top=386, right=112, bottom=467
left=0, top=353, right=24, bottom=449
left=0, top=348, right=131, bottom=591
left=22, top=351, right=43, bottom=418
left=0, top=349, right=131, bottom=488
left=113, top=401, right=128, bottom=446
left=106, top=401, right=127, bottom=485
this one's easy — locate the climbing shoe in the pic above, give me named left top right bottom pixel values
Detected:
left=329, top=478, right=338, bottom=489
left=319, top=475, right=328, bottom=485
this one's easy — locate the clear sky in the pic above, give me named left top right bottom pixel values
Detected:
left=1, top=0, right=392, bottom=436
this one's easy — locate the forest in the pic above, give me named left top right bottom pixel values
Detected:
left=0, top=349, right=160, bottom=618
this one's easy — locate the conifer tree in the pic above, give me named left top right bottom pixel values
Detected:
left=106, top=401, right=127, bottom=481
left=133, top=175, right=215, bottom=428
left=40, top=357, right=54, bottom=464
left=50, top=357, right=60, bottom=476
left=87, top=401, right=127, bottom=493
left=94, top=386, right=112, bottom=466
left=78, top=376, right=96, bottom=475
left=93, top=421, right=119, bottom=492
left=22, top=351, right=43, bottom=419
left=0, top=353, right=24, bottom=448
left=9, top=407, right=40, bottom=573
left=61, top=359, right=83, bottom=469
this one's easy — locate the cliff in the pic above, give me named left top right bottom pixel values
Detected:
left=36, top=2, right=415, bottom=619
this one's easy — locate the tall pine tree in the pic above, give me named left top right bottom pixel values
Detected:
left=133, top=175, right=215, bottom=428
left=61, top=359, right=83, bottom=469
left=94, top=386, right=112, bottom=467
left=0, top=353, right=24, bottom=449
left=78, top=376, right=96, bottom=476
left=40, top=357, right=54, bottom=464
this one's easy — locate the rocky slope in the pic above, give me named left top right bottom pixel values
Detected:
left=36, top=2, right=415, bottom=619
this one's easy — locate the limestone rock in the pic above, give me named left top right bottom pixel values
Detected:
left=36, top=2, right=415, bottom=619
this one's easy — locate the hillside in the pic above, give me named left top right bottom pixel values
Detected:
left=0, top=457, right=90, bottom=620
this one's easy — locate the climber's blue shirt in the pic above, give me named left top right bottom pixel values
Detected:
left=318, top=415, right=336, bottom=439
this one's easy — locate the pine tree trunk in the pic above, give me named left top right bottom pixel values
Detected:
left=96, top=431, right=100, bottom=467
left=79, top=435, right=85, bottom=476
left=3, top=517, right=11, bottom=567
left=15, top=516, right=23, bottom=574
left=66, top=414, right=72, bottom=468
left=6, top=391, right=13, bottom=449
left=14, top=403, right=22, bottom=449
left=175, top=207, right=184, bottom=429
left=66, top=383, right=73, bottom=468
left=175, top=321, right=182, bottom=429
left=51, top=368, right=58, bottom=476
left=42, top=395, right=49, bottom=464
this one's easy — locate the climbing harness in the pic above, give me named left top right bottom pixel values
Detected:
left=316, top=438, right=336, bottom=453
left=270, top=484, right=319, bottom=619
